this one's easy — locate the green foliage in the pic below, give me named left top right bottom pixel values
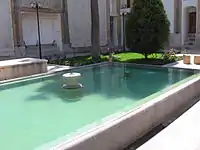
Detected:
left=163, top=49, right=178, bottom=64
left=48, top=52, right=181, bottom=66
left=48, top=56, right=109, bottom=66
left=126, top=0, right=170, bottom=58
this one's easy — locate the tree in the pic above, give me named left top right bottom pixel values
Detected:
left=126, top=0, right=170, bottom=59
left=91, top=0, right=101, bottom=61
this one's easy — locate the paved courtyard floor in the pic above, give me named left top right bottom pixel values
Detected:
left=126, top=56, right=200, bottom=150
left=164, top=54, right=200, bottom=70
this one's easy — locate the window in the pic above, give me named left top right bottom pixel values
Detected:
left=127, top=0, right=131, bottom=8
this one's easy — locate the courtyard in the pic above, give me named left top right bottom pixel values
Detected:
left=1, top=0, right=200, bottom=150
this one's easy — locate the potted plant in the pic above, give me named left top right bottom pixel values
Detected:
left=183, top=49, right=191, bottom=64
left=194, top=55, right=200, bottom=65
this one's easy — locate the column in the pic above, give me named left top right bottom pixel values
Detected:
left=116, top=0, right=121, bottom=47
left=181, top=6, right=187, bottom=45
left=62, top=0, right=70, bottom=46
left=195, top=0, right=200, bottom=48
left=11, top=0, right=20, bottom=46
left=106, top=0, right=111, bottom=46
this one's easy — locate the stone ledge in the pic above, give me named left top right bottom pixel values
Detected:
left=0, top=58, right=48, bottom=81
left=0, top=58, right=47, bottom=68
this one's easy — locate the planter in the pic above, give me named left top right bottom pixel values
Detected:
left=183, top=55, right=191, bottom=64
left=194, top=56, right=200, bottom=65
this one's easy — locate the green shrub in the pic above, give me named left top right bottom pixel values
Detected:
left=126, top=0, right=170, bottom=59
left=163, top=49, right=177, bottom=63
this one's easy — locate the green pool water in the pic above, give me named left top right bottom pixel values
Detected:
left=0, top=64, right=196, bottom=150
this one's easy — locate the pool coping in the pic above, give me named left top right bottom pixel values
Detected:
left=1, top=62, right=200, bottom=150
left=0, top=62, right=108, bottom=85
left=42, top=71, right=200, bottom=150
left=0, top=61, right=199, bottom=86
left=32, top=62, right=200, bottom=150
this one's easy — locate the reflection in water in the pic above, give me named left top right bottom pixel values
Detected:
left=26, top=65, right=195, bottom=103
left=63, top=66, right=196, bottom=101
left=62, top=88, right=84, bottom=102
left=123, top=65, right=132, bottom=79
left=168, top=68, right=173, bottom=85
left=92, top=66, right=102, bottom=92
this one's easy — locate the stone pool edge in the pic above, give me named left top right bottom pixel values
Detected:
left=0, top=62, right=108, bottom=85
left=34, top=73, right=199, bottom=150
left=1, top=62, right=199, bottom=150
left=0, top=61, right=198, bottom=86
left=48, top=64, right=200, bottom=150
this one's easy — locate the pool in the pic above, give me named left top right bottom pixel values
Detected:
left=0, top=64, right=198, bottom=150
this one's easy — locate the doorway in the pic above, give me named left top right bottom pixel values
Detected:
left=22, top=13, right=61, bottom=46
left=188, top=12, right=196, bottom=33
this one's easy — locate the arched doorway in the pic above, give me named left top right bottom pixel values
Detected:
left=188, top=7, right=196, bottom=33
left=182, top=6, right=197, bottom=45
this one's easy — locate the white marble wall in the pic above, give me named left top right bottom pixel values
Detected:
left=67, top=0, right=91, bottom=47
left=0, top=0, right=14, bottom=56
left=162, top=0, right=175, bottom=33
left=67, top=0, right=108, bottom=48
left=99, top=0, right=108, bottom=46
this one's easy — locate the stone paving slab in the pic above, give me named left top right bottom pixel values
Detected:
left=137, top=97, right=200, bottom=150
left=125, top=95, right=200, bottom=150
left=163, top=60, right=200, bottom=70
left=164, top=54, right=200, bottom=70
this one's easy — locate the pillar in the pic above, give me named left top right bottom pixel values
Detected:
left=106, top=0, right=111, bottom=46
left=195, top=0, right=200, bottom=48
left=181, top=7, right=187, bottom=45
left=116, top=0, right=121, bottom=47
left=62, top=0, right=70, bottom=45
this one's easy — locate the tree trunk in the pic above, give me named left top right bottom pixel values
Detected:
left=145, top=53, right=148, bottom=59
left=91, top=0, right=101, bottom=61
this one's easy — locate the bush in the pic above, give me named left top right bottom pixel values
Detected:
left=163, top=49, right=177, bottom=64
left=126, top=0, right=170, bottom=59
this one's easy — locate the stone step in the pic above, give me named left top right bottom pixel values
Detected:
left=187, top=33, right=196, bottom=37
left=185, top=42, right=195, bottom=45
left=183, top=45, right=194, bottom=49
left=187, top=38, right=195, bottom=41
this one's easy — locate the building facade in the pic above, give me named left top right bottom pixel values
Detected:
left=110, top=0, right=200, bottom=50
left=109, top=0, right=176, bottom=49
left=164, top=0, right=200, bottom=49
left=1, top=0, right=198, bottom=58
left=1, top=0, right=110, bottom=58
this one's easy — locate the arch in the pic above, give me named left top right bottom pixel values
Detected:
left=182, top=6, right=197, bottom=44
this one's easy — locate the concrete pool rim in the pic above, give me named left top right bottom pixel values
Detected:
left=0, top=62, right=200, bottom=150
left=37, top=69, right=200, bottom=150
left=0, top=61, right=199, bottom=85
